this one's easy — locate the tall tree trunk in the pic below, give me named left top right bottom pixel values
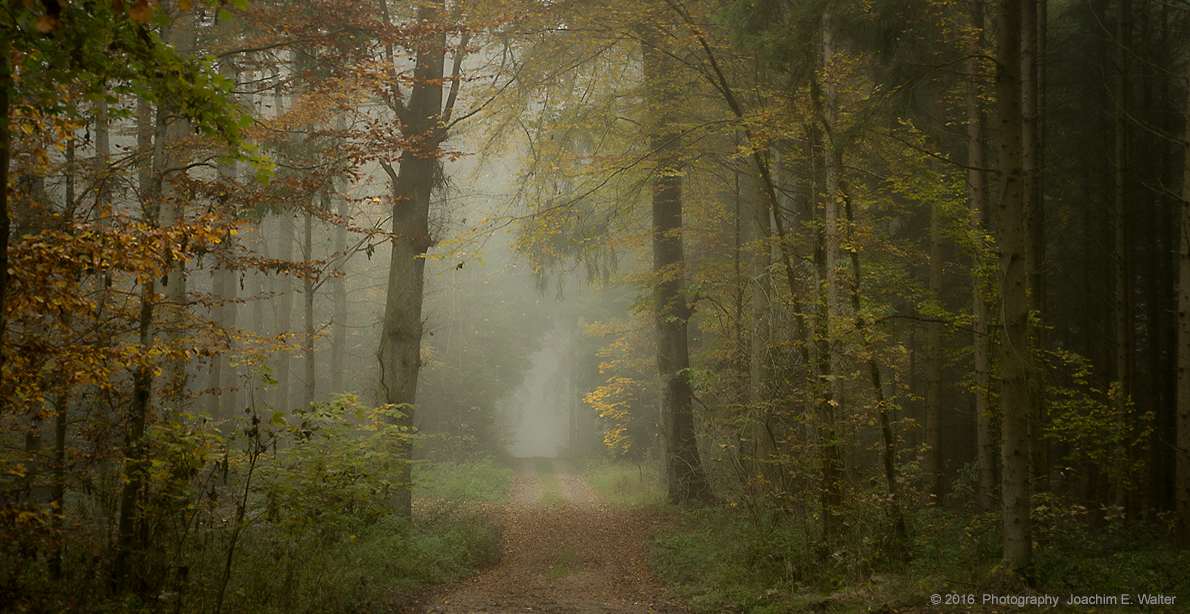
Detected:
left=331, top=121, right=349, bottom=394
left=1023, top=0, right=1049, bottom=494
left=840, top=183, right=907, bottom=549
left=640, top=30, right=713, bottom=504
left=748, top=152, right=774, bottom=487
left=925, top=196, right=944, bottom=504
left=376, top=0, right=448, bottom=518
left=303, top=206, right=316, bottom=409
left=968, top=0, right=996, bottom=512
left=1114, top=0, right=1134, bottom=514
left=997, top=0, right=1033, bottom=572
left=1175, top=35, right=1190, bottom=551
left=159, top=14, right=196, bottom=406
left=816, top=10, right=845, bottom=545
left=212, top=55, right=239, bottom=420
left=0, top=40, right=9, bottom=398
left=273, top=212, right=296, bottom=412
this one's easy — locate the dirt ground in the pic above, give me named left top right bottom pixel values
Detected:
left=409, top=458, right=692, bottom=614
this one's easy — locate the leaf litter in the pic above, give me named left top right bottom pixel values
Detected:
left=407, top=458, right=692, bottom=614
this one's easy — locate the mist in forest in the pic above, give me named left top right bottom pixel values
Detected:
left=502, top=330, right=573, bottom=458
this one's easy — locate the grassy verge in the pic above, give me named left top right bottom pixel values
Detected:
left=413, top=457, right=514, bottom=503
left=581, top=458, right=664, bottom=507
left=534, top=457, right=568, bottom=506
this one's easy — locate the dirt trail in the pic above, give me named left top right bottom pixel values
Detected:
left=413, top=458, right=689, bottom=614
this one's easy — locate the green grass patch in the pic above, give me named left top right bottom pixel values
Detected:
left=582, top=458, right=664, bottom=507
left=414, top=457, right=514, bottom=502
left=534, top=457, right=567, bottom=506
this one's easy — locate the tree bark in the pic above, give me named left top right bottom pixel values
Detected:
left=303, top=206, right=316, bottom=409
left=331, top=121, right=349, bottom=394
left=967, top=0, right=996, bottom=512
left=840, top=183, right=907, bottom=549
left=1175, top=35, right=1190, bottom=552
left=1114, top=0, right=1134, bottom=515
left=377, top=0, right=448, bottom=518
left=0, top=41, right=9, bottom=399
left=997, top=0, right=1033, bottom=572
left=748, top=151, right=775, bottom=487
left=273, top=212, right=296, bottom=412
left=640, top=30, right=713, bottom=504
left=816, top=10, right=845, bottom=545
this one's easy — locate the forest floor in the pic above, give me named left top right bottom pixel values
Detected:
left=407, top=457, right=692, bottom=614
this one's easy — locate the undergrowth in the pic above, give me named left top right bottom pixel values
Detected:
left=648, top=488, right=1190, bottom=613
left=216, top=506, right=501, bottom=614
left=582, top=457, right=664, bottom=507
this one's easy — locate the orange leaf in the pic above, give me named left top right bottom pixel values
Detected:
left=36, top=14, right=62, bottom=32
left=112, top=0, right=125, bottom=15
left=179, top=0, right=192, bottom=9
left=128, top=0, right=154, bottom=22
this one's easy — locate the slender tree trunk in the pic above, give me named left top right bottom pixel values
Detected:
left=749, top=154, right=774, bottom=487
left=968, top=0, right=996, bottom=512
left=303, top=206, right=315, bottom=409
left=926, top=177, right=945, bottom=505
left=816, top=11, right=845, bottom=544
left=0, top=41, right=9, bottom=397
left=331, top=121, right=349, bottom=394
left=49, top=391, right=67, bottom=579
left=1114, top=0, right=1136, bottom=516
left=997, top=0, right=1033, bottom=572
left=641, top=30, right=713, bottom=504
left=218, top=238, right=239, bottom=419
left=114, top=283, right=155, bottom=593
left=274, top=212, right=296, bottom=412
left=840, top=184, right=907, bottom=548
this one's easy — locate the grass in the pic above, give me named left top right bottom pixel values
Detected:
left=414, top=457, right=514, bottom=503
left=534, top=457, right=567, bottom=506
left=581, top=458, right=664, bottom=507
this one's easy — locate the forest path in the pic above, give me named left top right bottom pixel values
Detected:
left=412, top=457, right=690, bottom=614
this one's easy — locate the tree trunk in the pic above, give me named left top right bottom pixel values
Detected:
left=159, top=14, right=196, bottom=407
left=817, top=10, right=845, bottom=544
left=926, top=179, right=945, bottom=505
left=840, top=184, right=907, bottom=549
left=748, top=153, right=774, bottom=487
left=997, top=0, right=1033, bottom=572
left=0, top=40, right=9, bottom=398
left=641, top=30, right=713, bottom=505
left=1175, top=35, right=1190, bottom=552
left=273, top=212, right=296, bottom=413
left=331, top=121, right=349, bottom=394
left=1023, top=0, right=1050, bottom=496
left=967, top=0, right=996, bottom=512
left=303, top=206, right=316, bottom=409
left=377, top=0, right=448, bottom=518
left=1114, top=0, right=1134, bottom=515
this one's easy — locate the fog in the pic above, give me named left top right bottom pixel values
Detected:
left=502, top=329, right=575, bottom=458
